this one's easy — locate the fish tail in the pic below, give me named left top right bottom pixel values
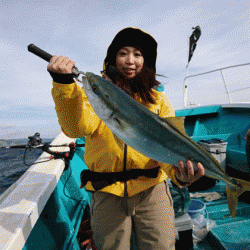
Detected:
left=226, top=178, right=250, bottom=218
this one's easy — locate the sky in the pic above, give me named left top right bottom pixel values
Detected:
left=1, top=0, right=250, bottom=139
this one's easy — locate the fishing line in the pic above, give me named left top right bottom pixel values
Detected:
left=23, top=147, right=53, bottom=166
left=62, top=160, right=83, bottom=203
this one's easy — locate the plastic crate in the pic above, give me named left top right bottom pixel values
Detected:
left=198, top=139, right=228, bottom=171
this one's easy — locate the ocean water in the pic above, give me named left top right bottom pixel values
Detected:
left=0, top=140, right=53, bottom=196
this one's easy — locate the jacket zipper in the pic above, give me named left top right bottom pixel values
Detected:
left=123, top=144, right=128, bottom=215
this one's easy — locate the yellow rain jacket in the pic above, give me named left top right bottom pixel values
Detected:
left=52, top=81, right=182, bottom=197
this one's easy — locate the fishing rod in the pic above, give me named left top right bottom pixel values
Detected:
left=1, top=132, right=86, bottom=203
left=1, top=132, right=85, bottom=169
left=2, top=132, right=51, bottom=149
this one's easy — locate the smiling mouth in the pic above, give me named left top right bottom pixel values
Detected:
left=124, top=69, right=135, bottom=73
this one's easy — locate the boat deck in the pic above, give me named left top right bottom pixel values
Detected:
left=191, top=181, right=250, bottom=250
left=175, top=104, right=250, bottom=249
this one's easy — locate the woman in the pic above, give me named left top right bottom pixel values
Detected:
left=48, top=27, right=205, bottom=250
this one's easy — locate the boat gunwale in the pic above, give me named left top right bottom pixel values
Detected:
left=0, top=132, right=76, bottom=250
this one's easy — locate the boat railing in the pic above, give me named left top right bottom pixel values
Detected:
left=183, top=62, right=250, bottom=108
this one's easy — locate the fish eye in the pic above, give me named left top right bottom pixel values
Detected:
left=92, top=85, right=98, bottom=93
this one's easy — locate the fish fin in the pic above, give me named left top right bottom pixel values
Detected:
left=162, top=116, right=187, bottom=135
left=226, top=178, right=250, bottom=218
left=113, top=133, right=124, bottom=149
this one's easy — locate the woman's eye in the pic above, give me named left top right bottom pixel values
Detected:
left=134, top=52, right=142, bottom=57
left=119, top=52, right=127, bottom=56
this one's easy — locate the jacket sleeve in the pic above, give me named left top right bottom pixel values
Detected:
left=51, top=81, right=101, bottom=138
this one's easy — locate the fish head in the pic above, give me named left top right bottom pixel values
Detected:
left=83, top=72, right=122, bottom=122
left=85, top=72, right=113, bottom=98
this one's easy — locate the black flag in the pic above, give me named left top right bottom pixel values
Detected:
left=188, top=26, right=201, bottom=64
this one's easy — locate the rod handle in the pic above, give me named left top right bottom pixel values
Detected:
left=28, top=44, right=53, bottom=62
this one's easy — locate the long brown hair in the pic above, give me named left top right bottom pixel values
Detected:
left=105, top=64, right=160, bottom=105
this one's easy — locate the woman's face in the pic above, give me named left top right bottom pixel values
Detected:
left=116, top=46, right=144, bottom=79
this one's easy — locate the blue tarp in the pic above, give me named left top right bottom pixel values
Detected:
left=23, top=137, right=91, bottom=250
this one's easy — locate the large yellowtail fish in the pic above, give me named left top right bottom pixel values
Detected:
left=82, top=72, right=250, bottom=218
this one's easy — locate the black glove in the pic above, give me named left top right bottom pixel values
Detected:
left=48, top=70, right=75, bottom=84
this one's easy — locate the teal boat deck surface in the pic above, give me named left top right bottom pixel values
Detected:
left=191, top=181, right=250, bottom=250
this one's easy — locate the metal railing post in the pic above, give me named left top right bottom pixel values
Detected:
left=220, top=69, right=232, bottom=103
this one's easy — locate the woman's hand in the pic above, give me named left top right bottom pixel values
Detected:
left=245, top=129, right=250, bottom=141
left=172, top=160, right=205, bottom=186
left=47, top=55, right=75, bottom=74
